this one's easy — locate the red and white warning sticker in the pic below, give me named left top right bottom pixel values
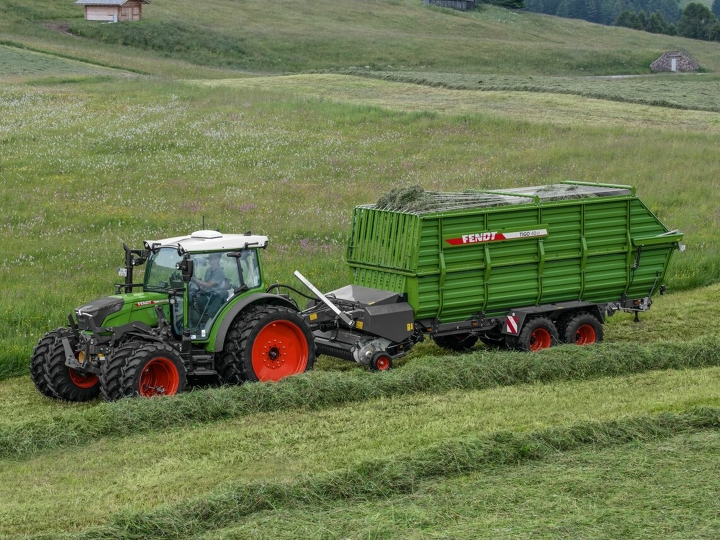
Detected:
left=446, top=228, right=548, bottom=246
left=506, top=314, right=519, bottom=335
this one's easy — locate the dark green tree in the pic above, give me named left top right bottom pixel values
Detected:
left=489, top=0, right=525, bottom=9
left=646, top=10, right=668, bottom=32
left=678, top=2, right=719, bottom=39
left=660, top=0, right=681, bottom=23
left=712, top=0, right=720, bottom=20
left=555, top=0, right=570, bottom=17
left=710, top=20, right=720, bottom=40
left=615, top=9, right=642, bottom=29
left=525, top=0, right=545, bottom=12
left=599, top=0, right=623, bottom=25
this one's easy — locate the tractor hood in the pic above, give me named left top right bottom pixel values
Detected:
left=74, top=292, right=170, bottom=331
left=75, top=297, right=124, bottom=331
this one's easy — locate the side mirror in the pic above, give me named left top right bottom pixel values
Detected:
left=177, top=257, right=194, bottom=283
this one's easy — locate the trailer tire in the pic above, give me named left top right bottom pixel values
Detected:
left=224, top=305, right=315, bottom=383
left=31, top=328, right=101, bottom=401
left=508, top=317, right=557, bottom=352
left=119, top=342, right=187, bottom=398
left=559, top=313, right=603, bottom=346
left=432, top=333, right=479, bottom=351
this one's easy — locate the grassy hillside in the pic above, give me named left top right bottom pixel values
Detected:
left=2, top=0, right=720, bottom=538
left=3, top=0, right=720, bottom=76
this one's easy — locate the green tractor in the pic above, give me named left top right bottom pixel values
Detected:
left=30, top=230, right=316, bottom=401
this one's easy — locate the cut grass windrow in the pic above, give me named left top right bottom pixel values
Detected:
left=57, top=407, right=720, bottom=540
left=2, top=336, right=720, bottom=461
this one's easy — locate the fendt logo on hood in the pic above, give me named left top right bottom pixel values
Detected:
left=445, top=228, right=548, bottom=246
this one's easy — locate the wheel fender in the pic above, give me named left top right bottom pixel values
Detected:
left=213, top=293, right=298, bottom=352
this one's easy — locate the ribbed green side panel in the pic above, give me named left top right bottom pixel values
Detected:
left=347, top=188, right=679, bottom=323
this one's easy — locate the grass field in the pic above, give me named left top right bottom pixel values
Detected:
left=2, top=0, right=720, bottom=537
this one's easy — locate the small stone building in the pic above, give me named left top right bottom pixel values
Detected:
left=75, top=0, right=149, bottom=22
left=650, top=51, right=699, bottom=73
left=423, top=0, right=475, bottom=10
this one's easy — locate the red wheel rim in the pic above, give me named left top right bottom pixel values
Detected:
left=252, top=320, right=309, bottom=382
left=574, top=324, right=597, bottom=345
left=138, top=357, right=180, bottom=397
left=529, top=328, right=552, bottom=352
left=68, top=368, right=99, bottom=389
left=375, top=355, right=391, bottom=371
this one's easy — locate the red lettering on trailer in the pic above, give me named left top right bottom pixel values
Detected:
left=445, top=228, right=548, bottom=246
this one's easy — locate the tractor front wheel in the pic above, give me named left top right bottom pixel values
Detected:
left=30, top=328, right=100, bottom=401
left=119, top=342, right=187, bottom=398
left=100, top=340, right=141, bottom=401
left=222, top=305, right=315, bottom=383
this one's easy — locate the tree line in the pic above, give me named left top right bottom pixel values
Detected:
left=522, top=0, right=720, bottom=42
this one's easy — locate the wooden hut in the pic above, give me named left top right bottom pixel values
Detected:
left=75, top=0, right=149, bottom=22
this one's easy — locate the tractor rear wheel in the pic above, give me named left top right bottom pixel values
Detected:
left=30, top=328, right=100, bottom=401
left=119, top=342, right=187, bottom=398
left=223, top=305, right=315, bottom=383
left=507, top=317, right=558, bottom=352
left=432, top=333, right=479, bottom=351
left=558, top=313, right=603, bottom=346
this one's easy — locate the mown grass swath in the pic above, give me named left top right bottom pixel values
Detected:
left=2, top=336, right=719, bottom=460
left=59, top=408, right=720, bottom=540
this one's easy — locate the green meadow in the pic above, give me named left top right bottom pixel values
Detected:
left=2, top=0, right=720, bottom=537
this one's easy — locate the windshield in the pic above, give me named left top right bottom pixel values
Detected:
left=144, top=247, right=183, bottom=292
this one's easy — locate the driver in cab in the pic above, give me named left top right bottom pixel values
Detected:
left=192, top=253, right=225, bottom=291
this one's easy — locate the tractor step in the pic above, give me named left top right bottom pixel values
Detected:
left=191, top=368, right=217, bottom=377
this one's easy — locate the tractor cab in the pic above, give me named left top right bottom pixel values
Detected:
left=141, top=231, right=266, bottom=339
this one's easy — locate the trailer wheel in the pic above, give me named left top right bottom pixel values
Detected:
left=119, top=342, right=186, bottom=398
left=559, top=313, right=603, bottom=346
left=370, top=351, right=393, bottom=371
left=508, top=317, right=557, bottom=352
left=30, top=328, right=100, bottom=401
left=224, top=305, right=315, bottom=383
left=432, top=333, right=479, bottom=351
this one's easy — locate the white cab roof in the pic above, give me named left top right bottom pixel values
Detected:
left=144, top=230, right=268, bottom=253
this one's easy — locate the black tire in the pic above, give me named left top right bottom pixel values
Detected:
left=100, top=340, right=140, bottom=402
left=221, top=305, right=316, bottom=383
left=507, top=317, right=558, bottom=352
left=432, top=333, right=479, bottom=351
left=557, top=312, right=603, bottom=346
left=30, top=327, right=101, bottom=402
left=30, top=329, right=68, bottom=398
left=119, top=342, right=187, bottom=398
left=370, top=351, right=393, bottom=371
